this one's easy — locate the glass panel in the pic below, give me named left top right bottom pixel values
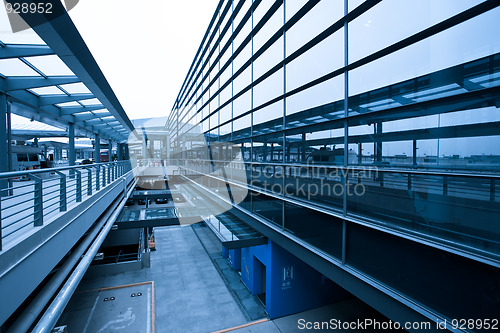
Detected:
left=58, top=82, right=91, bottom=94
left=286, top=0, right=343, bottom=56
left=252, top=192, right=283, bottom=227
left=285, top=202, right=343, bottom=259
left=349, top=8, right=500, bottom=96
left=346, top=223, right=500, bottom=320
left=348, top=0, right=488, bottom=63
left=25, top=55, right=74, bottom=76
left=346, top=169, right=500, bottom=251
left=0, top=58, right=40, bottom=76
left=285, top=75, right=344, bottom=116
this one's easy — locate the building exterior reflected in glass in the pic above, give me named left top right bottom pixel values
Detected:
left=167, top=0, right=500, bottom=323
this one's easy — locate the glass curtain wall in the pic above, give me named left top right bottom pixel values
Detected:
left=167, top=0, right=500, bottom=319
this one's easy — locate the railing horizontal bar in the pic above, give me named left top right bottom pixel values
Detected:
left=43, top=205, right=63, bottom=217
left=2, top=208, right=35, bottom=221
left=3, top=219, right=35, bottom=237
left=0, top=161, right=128, bottom=179
left=1, top=191, right=36, bottom=201
left=4, top=197, right=35, bottom=208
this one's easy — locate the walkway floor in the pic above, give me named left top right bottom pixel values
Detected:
left=230, top=298, right=405, bottom=332
left=59, top=222, right=401, bottom=333
left=61, top=225, right=249, bottom=333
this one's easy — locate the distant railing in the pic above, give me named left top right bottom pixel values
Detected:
left=176, top=159, right=500, bottom=253
left=0, top=161, right=132, bottom=251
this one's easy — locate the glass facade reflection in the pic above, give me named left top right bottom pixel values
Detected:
left=167, top=0, right=500, bottom=322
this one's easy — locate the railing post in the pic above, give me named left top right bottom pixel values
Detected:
left=107, top=163, right=111, bottom=183
left=102, top=165, right=106, bottom=188
left=443, top=176, right=448, bottom=195
left=75, top=169, right=82, bottom=202
left=31, top=174, right=43, bottom=226
left=490, top=179, right=495, bottom=201
left=86, top=167, right=92, bottom=196
left=95, top=165, right=100, bottom=191
left=408, top=174, right=412, bottom=190
left=54, top=170, right=67, bottom=211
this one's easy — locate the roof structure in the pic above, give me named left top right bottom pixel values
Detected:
left=0, top=2, right=135, bottom=143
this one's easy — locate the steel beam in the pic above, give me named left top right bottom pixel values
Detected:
left=38, top=93, right=95, bottom=106
left=5, top=76, right=80, bottom=91
left=60, top=105, right=105, bottom=116
left=0, top=44, right=54, bottom=59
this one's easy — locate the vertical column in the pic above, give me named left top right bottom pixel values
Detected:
left=108, top=139, right=113, bottom=162
left=166, top=135, right=170, bottom=164
left=262, top=140, right=268, bottom=162
left=282, top=0, right=287, bottom=230
left=342, top=0, right=349, bottom=265
left=68, top=123, right=75, bottom=166
left=142, top=134, right=148, bottom=161
left=0, top=93, right=8, bottom=200
left=374, top=122, right=383, bottom=163
left=358, top=143, right=362, bottom=164
left=301, top=133, right=306, bottom=162
left=123, top=145, right=130, bottom=160
left=413, top=139, right=417, bottom=167
left=95, top=134, right=101, bottom=163
left=117, top=143, right=123, bottom=161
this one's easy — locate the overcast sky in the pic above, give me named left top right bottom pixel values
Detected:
left=68, top=0, right=219, bottom=120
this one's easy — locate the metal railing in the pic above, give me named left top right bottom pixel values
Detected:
left=174, top=158, right=500, bottom=253
left=0, top=161, right=132, bottom=251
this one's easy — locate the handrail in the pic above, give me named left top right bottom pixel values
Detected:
left=0, top=161, right=127, bottom=179
left=169, top=158, right=500, bottom=180
left=0, top=161, right=133, bottom=251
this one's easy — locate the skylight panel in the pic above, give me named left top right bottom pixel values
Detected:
left=57, top=101, right=81, bottom=107
left=79, top=98, right=101, bottom=106
left=0, top=58, right=41, bottom=76
left=25, top=55, right=74, bottom=76
left=0, top=34, right=44, bottom=45
left=92, top=110, right=111, bottom=117
left=59, top=82, right=91, bottom=94
left=29, top=86, right=63, bottom=95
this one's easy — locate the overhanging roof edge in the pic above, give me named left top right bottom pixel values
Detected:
left=14, top=2, right=135, bottom=137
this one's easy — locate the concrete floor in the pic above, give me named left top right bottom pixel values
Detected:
left=67, top=225, right=249, bottom=333
left=60, top=223, right=402, bottom=333
left=230, top=298, right=405, bottom=332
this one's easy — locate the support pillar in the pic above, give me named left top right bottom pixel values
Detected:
left=95, top=134, right=101, bottom=163
left=301, top=133, right=306, bottom=162
left=166, top=136, right=171, bottom=164
left=124, top=144, right=130, bottom=160
left=117, top=143, right=123, bottom=161
left=262, top=140, right=268, bottom=162
left=68, top=123, right=75, bottom=166
left=413, top=139, right=417, bottom=167
left=108, top=139, right=113, bottom=162
left=0, top=93, right=8, bottom=198
left=142, top=134, right=148, bottom=160
left=358, top=143, right=362, bottom=165
left=374, top=122, right=383, bottom=163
